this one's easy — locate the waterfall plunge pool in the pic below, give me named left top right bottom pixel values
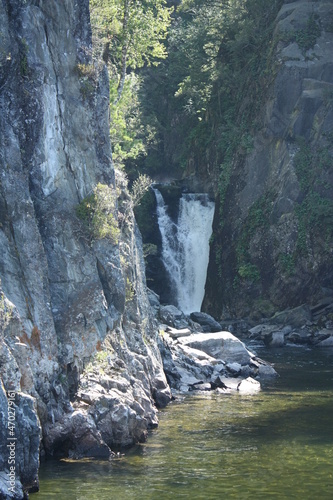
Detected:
left=34, top=346, right=333, bottom=499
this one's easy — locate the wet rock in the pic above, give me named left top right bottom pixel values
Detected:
left=286, top=329, right=312, bottom=344
left=189, top=382, right=212, bottom=391
left=44, top=409, right=112, bottom=459
left=310, top=298, right=333, bottom=322
left=258, top=364, right=279, bottom=378
left=264, top=330, right=285, bottom=347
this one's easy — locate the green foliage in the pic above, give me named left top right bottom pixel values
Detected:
left=294, top=140, right=333, bottom=254
left=295, top=13, right=321, bottom=52
left=143, top=243, right=158, bottom=259
left=238, top=263, right=260, bottom=283
left=237, top=191, right=274, bottom=262
left=76, top=63, right=97, bottom=100
left=76, top=183, right=120, bottom=243
left=235, top=190, right=275, bottom=284
left=85, top=350, right=109, bottom=374
left=133, top=188, right=156, bottom=242
left=76, top=63, right=96, bottom=78
left=109, top=74, right=146, bottom=163
left=137, top=0, right=283, bottom=183
left=279, top=13, right=321, bottom=53
left=296, top=192, right=333, bottom=254
left=125, top=277, right=135, bottom=302
left=90, top=0, right=172, bottom=164
left=90, top=0, right=173, bottom=72
left=279, top=253, right=295, bottom=276
left=130, top=174, right=152, bottom=208
left=119, top=174, right=152, bottom=228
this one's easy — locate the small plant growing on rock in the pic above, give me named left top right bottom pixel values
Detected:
left=76, top=63, right=97, bottom=101
left=0, top=286, right=13, bottom=332
left=125, top=277, right=135, bottom=303
left=76, top=183, right=120, bottom=243
left=295, top=13, right=321, bottom=52
left=119, top=174, right=152, bottom=228
left=238, top=263, right=260, bottom=283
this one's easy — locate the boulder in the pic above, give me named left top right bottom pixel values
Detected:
left=237, top=377, right=261, bottom=394
left=264, top=330, right=285, bottom=347
left=189, top=312, right=222, bottom=332
left=226, top=362, right=242, bottom=375
left=165, top=326, right=192, bottom=339
left=189, top=382, right=212, bottom=391
left=258, top=364, right=279, bottom=378
left=178, top=331, right=254, bottom=365
left=159, top=305, right=184, bottom=326
left=147, top=289, right=160, bottom=309
left=270, top=305, right=312, bottom=328
left=315, top=335, right=333, bottom=347
left=249, top=324, right=280, bottom=339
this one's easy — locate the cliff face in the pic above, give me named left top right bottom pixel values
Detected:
left=204, top=0, right=333, bottom=319
left=0, top=1, right=170, bottom=497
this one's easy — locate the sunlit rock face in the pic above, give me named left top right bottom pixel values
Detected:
left=0, top=1, right=170, bottom=496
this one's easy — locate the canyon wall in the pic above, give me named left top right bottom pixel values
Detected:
left=204, top=0, right=333, bottom=319
left=0, top=1, right=170, bottom=497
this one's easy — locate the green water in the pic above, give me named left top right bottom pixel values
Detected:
left=34, top=347, right=333, bottom=499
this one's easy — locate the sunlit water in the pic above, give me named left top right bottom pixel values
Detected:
left=34, top=347, right=333, bottom=499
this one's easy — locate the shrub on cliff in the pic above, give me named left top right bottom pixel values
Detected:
left=76, top=183, right=120, bottom=243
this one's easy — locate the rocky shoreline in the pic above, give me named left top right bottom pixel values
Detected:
left=155, top=305, right=277, bottom=395
left=151, top=294, right=333, bottom=396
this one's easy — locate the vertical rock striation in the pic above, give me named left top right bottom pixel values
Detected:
left=0, top=1, right=170, bottom=497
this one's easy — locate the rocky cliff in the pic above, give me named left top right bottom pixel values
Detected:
left=204, top=0, right=333, bottom=319
left=0, top=1, right=170, bottom=498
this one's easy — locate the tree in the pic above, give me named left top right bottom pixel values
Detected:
left=89, top=0, right=173, bottom=166
left=90, top=0, right=173, bottom=103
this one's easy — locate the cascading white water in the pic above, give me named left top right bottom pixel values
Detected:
left=153, top=188, right=215, bottom=314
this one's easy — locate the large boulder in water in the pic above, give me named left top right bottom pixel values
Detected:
left=178, top=331, right=254, bottom=365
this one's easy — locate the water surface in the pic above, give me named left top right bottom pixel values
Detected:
left=34, top=347, right=333, bottom=499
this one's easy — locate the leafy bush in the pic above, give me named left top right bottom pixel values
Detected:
left=76, top=183, right=120, bottom=243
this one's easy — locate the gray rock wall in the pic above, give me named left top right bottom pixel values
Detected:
left=204, top=0, right=333, bottom=319
left=0, top=1, right=170, bottom=497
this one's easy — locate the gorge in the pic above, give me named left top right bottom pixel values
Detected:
left=0, top=0, right=333, bottom=498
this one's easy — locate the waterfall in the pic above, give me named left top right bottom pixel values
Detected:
left=153, top=188, right=215, bottom=314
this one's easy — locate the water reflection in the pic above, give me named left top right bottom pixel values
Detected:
left=34, top=347, right=333, bottom=499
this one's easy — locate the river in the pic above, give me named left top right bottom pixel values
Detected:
left=33, top=346, right=333, bottom=499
